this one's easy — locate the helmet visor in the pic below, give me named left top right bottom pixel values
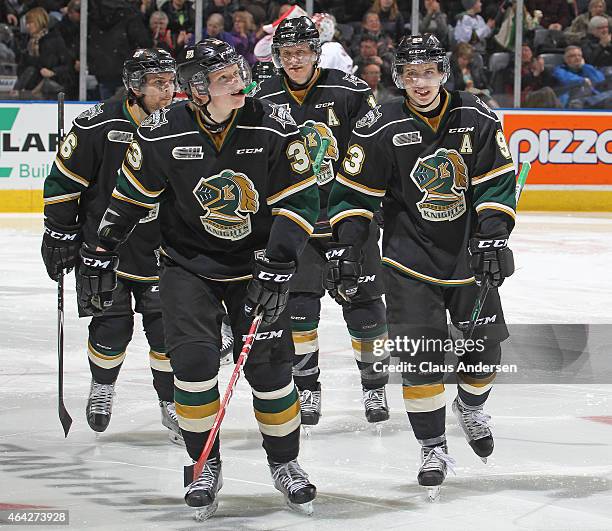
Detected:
left=191, top=56, right=252, bottom=96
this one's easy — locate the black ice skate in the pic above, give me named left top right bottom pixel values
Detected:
left=219, top=318, right=234, bottom=366
left=185, top=456, right=223, bottom=521
left=269, top=459, right=316, bottom=515
left=159, top=400, right=183, bottom=445
left=417, top=443, right=456, bottom=501
left=86, top=379, right=115, bottom=432
left=452, top=396, right=494, bottom=462
left=299, top=383, right=321, bottom=429
left=362, top=386, right=390, bottom=425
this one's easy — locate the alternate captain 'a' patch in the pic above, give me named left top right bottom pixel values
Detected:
left=140, top=107, right=169, bottom=130
left=299, top=120, right=339, bottom=186
left=410, top=148, right=469, bottom=222
left=193, top=169, right=260, bottom=240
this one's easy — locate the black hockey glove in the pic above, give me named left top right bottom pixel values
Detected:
left=245, top=257, right=296, bottom=325
left=469, top=235, right=515, bottom=288
left=324, top=244, right=362, bottom=305
left=76, top=243, right=119, bottom=316
left=41, top=218, right=81, bottom=280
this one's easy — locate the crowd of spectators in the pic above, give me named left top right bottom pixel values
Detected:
left=0, top=0, right=610, bottom=108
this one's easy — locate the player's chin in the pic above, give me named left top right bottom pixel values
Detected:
left=229, top=91, right=246, bottom=106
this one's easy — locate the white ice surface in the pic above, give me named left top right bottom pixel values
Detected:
left=1, top=213, right=611, bottom=531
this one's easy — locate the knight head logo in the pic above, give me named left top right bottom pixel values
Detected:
left=409, top=148, right=469, bottom=222
left=193, top=169, right=259, bottom=240
left=299, top=120, right=338, bottom=186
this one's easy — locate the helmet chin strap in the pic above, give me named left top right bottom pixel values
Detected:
left=192, top=92, right=231, bottom=133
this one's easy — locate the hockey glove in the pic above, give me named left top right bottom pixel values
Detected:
left=324, top=244, right=362, bottom=305
left=76, top=243, right=119, bottom=316
left=469, top=236, right=515, bottom=288
left=245, top=257, right=296, bottom=325
left=41, top=218, right=81, bottom=280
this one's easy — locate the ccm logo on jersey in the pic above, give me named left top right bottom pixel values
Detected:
left=477, top=238, right=508, bottom=249
left=448, top=127, right=474, bottom=133
left=172, top=146, right=203, bottom=159
left=256, top=271, right=294, bottom=282
left=236, top=148, right=263, bottom=154
left=242, top=330, right=284, bottom=341
left=44, top=227, right=77, bottom=241
left=392, top=131, right=422, bottom=146
left=315, top=102, right=335, bottom=108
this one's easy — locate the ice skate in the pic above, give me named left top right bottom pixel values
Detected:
left=269, top=459, right=316, bottom=515
left=363, top=386, right=390, bottom=427
left=159, top=400, right=183, bottom=445
left=452, top=396, right=494, bottom=462
left=299, top=383, right=321, bottom=428
left=185, top=456, right=223, bottom=521
left=219, top=318, right=234, bottom=366
left=417, top=443, right=455, bottom=501
left=86, top=379, right=115, bottom=432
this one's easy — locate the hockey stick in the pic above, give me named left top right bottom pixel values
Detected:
left=56, top=92, right=72, bottom=437
left=313, top=138, right=330, bottom=176
left=466, top=162, right=531, bottom=340
left=184, top=313, right=263, bottom=486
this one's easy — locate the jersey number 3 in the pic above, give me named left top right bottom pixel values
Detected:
left=126, top=141, right=143, bottom=170
left=287, top=140, right=311, bottom=174
left=342, top=144, right=365, bottom=176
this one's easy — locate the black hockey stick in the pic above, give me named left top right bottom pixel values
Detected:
left=466, top=162, right=531, bottom=340
left=56, top=92, right=72, bottom=437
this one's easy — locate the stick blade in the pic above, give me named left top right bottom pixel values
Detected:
left=59, top=407, right=72, bottom=437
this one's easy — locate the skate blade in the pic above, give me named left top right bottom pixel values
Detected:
left=480, top=456, right=488, bottom=464
left=302, top=425, right=313, bottom=437
left=425, top=486, right=441, bottom=502
left=194, top=499, right=219, bottom=521
left=285, top=497, right=313, bottom=516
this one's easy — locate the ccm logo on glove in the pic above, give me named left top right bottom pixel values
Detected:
left=82, top=256, right=114, bottom=269
left=476, top=238, right=508, bottom=250
left=44, top=227, right=78, bottom=241
left=256, top=271, right=294, bottom=282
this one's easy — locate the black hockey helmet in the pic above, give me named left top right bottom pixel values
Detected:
left=392, top=33, right=450, bottom=89
left=177, top=38, right=252, bottom=96
left=122, top=48, right=176, bottom=94
left=271, top=16, right=321, bottom=69
left=252, top=61, right=277, bottom=84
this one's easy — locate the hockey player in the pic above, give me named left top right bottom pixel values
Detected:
left=75, top=39, right=319, bottom=518
left=256, top=16, right=390, bottom=428
left=326, top=34, right=516, bottom=497
left=41, top=49, right=182, bottom=442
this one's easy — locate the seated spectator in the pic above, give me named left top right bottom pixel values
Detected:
left=161, top=0, right=195, bottom=34
left=12, top=7, right=71, bottom=99
left=553, top=45, right=609, bottom=106
left=353, top=34, right=394, bottom=85
left=230, top=10, right=256, bottom=65
left=149, top=11, right=175, bottom=54
left=582, top=15, right=612, bottom=66
left=312, top=12, right=354, bottom=74
left=354, top=11, right=393, bottom=53
left=566, top=0, right=612, bottom=42
left=370, top=0, right=405, bottom=43
left=0, top=23, right=15, bottom=66
left=359, top=59, right=401, bottom=102
left=526, top=0, right=571, bottom=30
left=519, top=43, right=560, bottom=103
left=454, top=0, right=495, bottom=56
left=419, top=0, right=450, bottom=48
left=493, top=0, right=539, bottom=52
left=448, top=42, right=498, bottom=105
left=202, top=12, right=235, bottom=45
left=56, top=0, right=79, bottom=59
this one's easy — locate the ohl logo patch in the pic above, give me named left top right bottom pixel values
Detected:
left=299, top=120, right=339, bottom=186
left=193, top=169, right=259, bottom=240
left=409, top=148, right=469, bottom=222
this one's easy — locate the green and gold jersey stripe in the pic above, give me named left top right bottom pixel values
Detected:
left=335, top=172, right=386, bottom=197
left=267, top=175, right=317, bottom=205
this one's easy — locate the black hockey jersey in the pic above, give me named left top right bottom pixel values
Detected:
left=103, top=98, right=320, bottom=281
left=43, top=99, right=160, bottom=281
left=256, top=68, right=375, bottom=237
left=328, top=90, right=517, bottom=286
